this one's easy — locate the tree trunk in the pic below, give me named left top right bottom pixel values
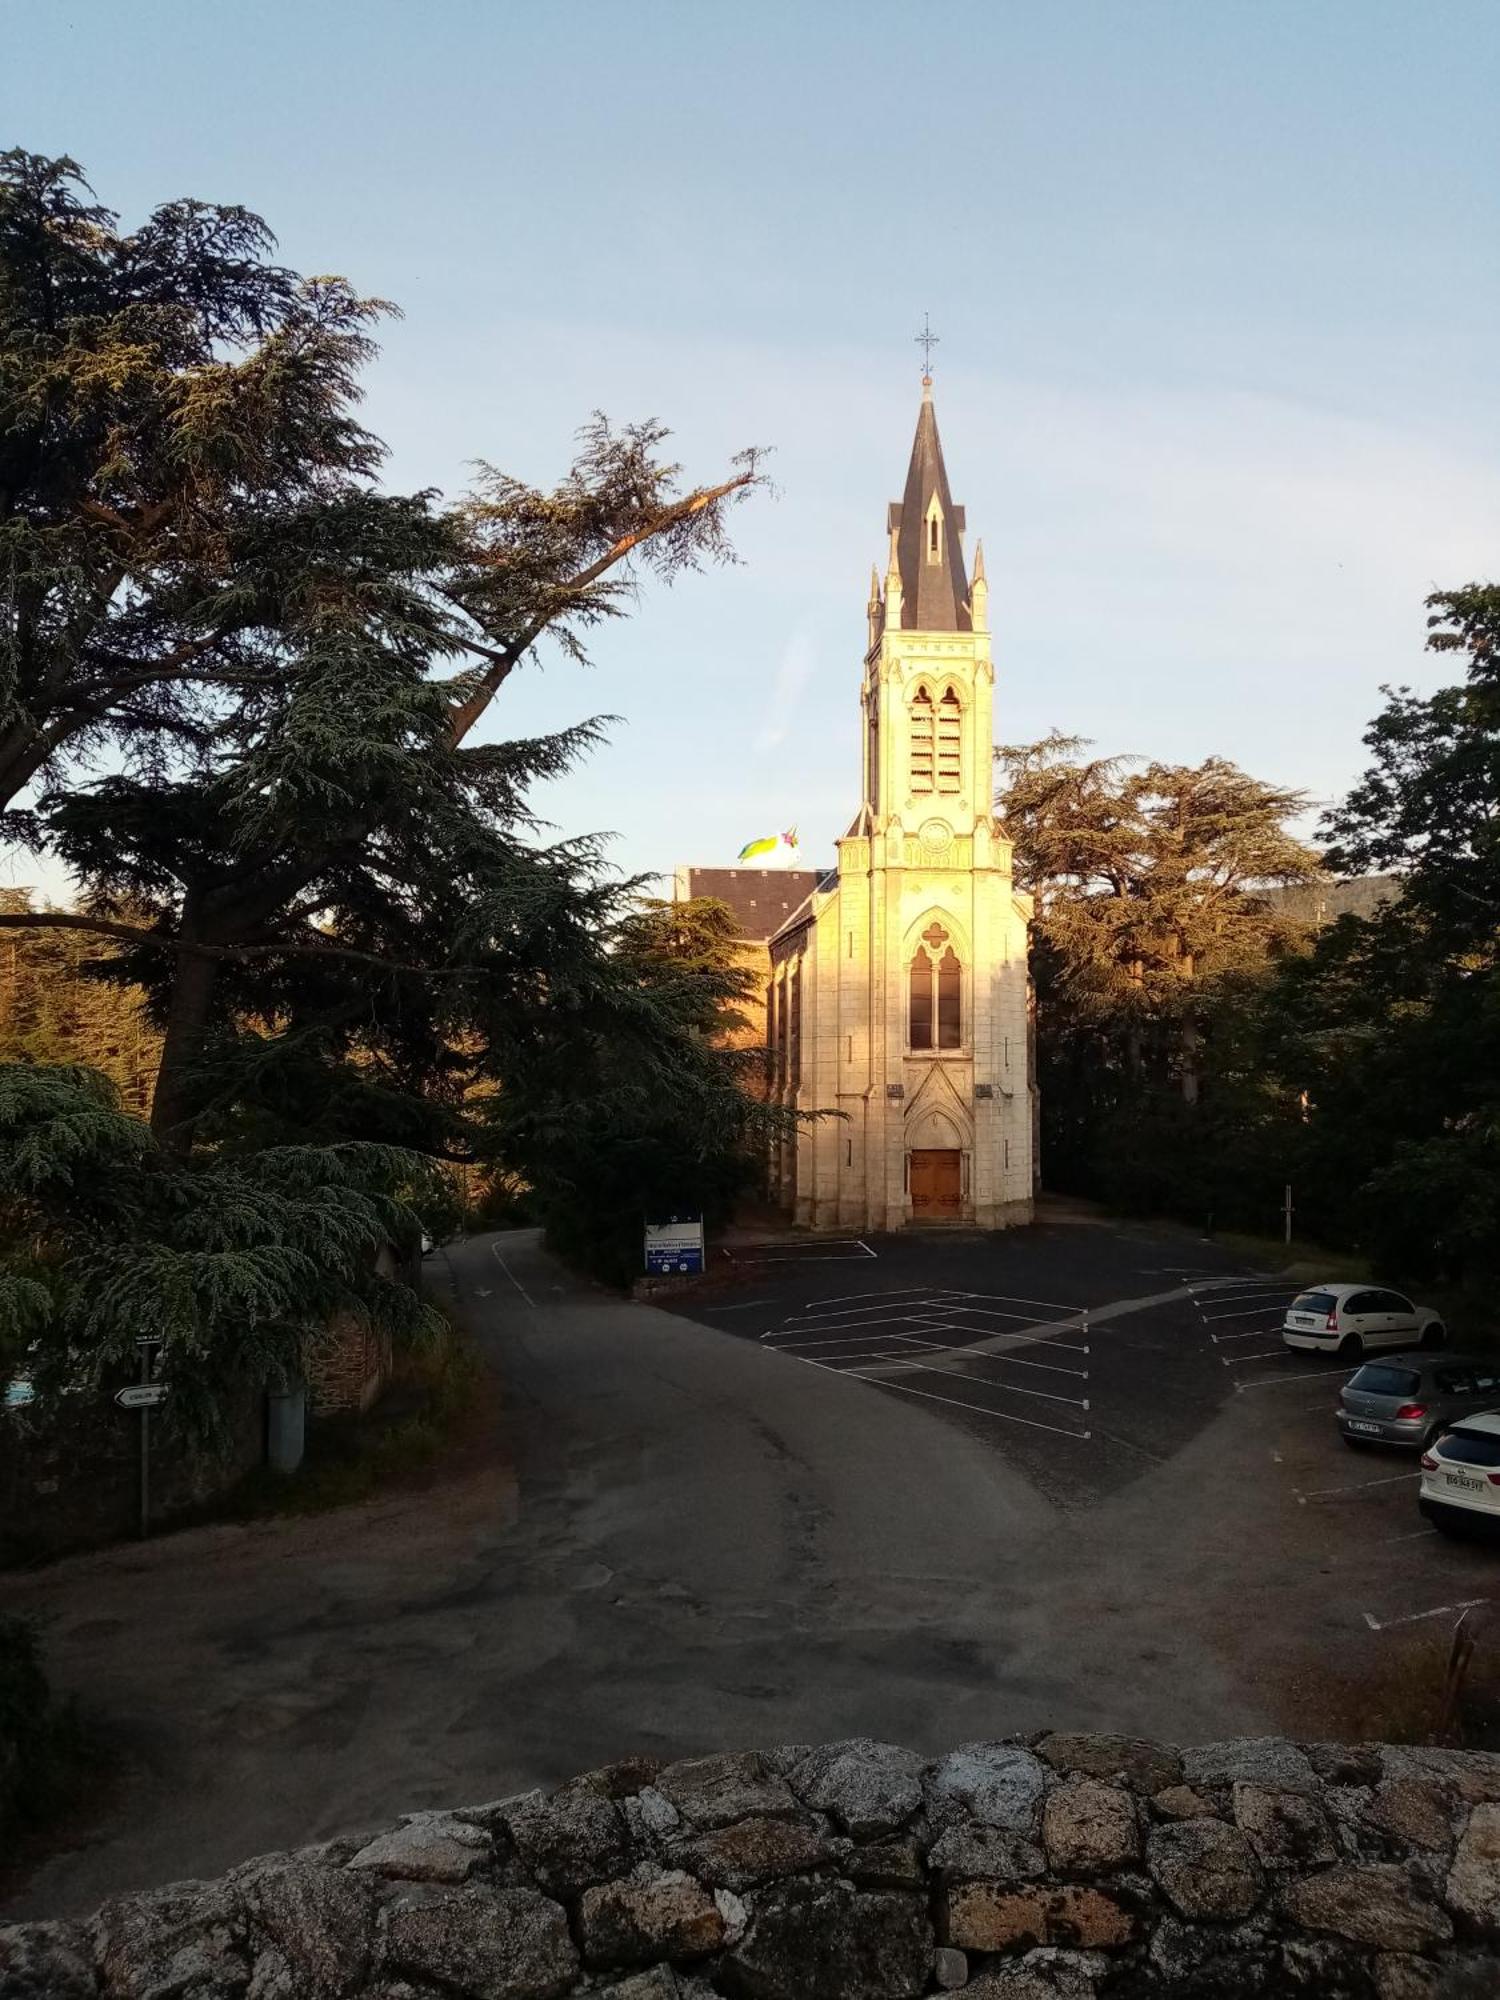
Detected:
left=149, top=942, right=219, bottom=1157
left=1181, top=1014, right=1200, bottom=1105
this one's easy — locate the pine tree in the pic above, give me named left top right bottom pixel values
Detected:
left=2, top=152, right=765, bottom=1155
left=0, top=1063, right=442, bottom=1423
left=996, top=735, right=1322, bottom=1202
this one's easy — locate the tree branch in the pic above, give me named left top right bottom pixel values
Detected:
left=0, top=910, right=490, bottom=978
left=444, top=467, right=758, bottom=747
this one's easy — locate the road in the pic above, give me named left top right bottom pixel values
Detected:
left=4, top=1221, right=1480, bottom=1917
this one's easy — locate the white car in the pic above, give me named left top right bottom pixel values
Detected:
left=1281, top=1282, right=1444, bottom=1362
left=1420, top=1413, right=1500, bottom=1536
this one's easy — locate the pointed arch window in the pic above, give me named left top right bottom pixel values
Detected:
left=936, top=685, right=962, bottom=795
left=926, top=496, right=944, bottom=564
left=910, top=686, right=934, bottom=794
left=909, top=923, right=962, bottom=1051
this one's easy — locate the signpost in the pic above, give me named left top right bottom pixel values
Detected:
left=114, top=1383, right=169, bottom=1410
left=644, top=1214, right=705, bottom=1276
left=119, top=1337, right=166, bottom=1538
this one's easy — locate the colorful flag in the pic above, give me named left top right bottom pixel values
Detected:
left=737, top=826, right=799, bottom=863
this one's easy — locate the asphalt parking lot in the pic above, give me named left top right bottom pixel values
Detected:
left=663, top=1222, right=1498, bottom=1669
left=1185, top=1273, right=1498, bottom=1638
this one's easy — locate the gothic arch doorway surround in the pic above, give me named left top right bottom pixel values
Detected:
left=907, top=1105, right=963, bottom=1220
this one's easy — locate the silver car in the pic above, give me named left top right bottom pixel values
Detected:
left=1337, top=1353, right=1500, bottom=1451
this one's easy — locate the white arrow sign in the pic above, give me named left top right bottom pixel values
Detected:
left=115, top=1383, right=170, bottom=1410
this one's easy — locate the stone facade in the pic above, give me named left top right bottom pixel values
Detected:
left=756, top=386, right=1036, bottom=1231
left=9, top=1732, right=1499, bottom=1998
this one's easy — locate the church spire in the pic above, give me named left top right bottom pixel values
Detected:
left=886, top=380, right=969, bottom=632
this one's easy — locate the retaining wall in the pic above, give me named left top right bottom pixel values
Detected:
left=3, top=1733, right=1499, bottom=1998
left=0, top=1380, right=265, bottom=1565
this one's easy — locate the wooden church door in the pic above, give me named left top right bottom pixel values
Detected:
left=909, top=1149, right=962, bottom=1219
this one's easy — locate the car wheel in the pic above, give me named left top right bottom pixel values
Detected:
left=1421, top=1322, right=1445, bottom=1350
left=1337, top=1333, right=1363, bottom=1362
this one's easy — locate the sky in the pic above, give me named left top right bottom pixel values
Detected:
left=7, top=0, right=1500, bottom=889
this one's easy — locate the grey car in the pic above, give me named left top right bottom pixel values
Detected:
left=1337, top=1353, right=1500, bottom=1451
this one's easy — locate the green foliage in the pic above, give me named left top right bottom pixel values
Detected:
left=2, top=150, right=775, bottom=1339
left=0, top=1063, right=444, bottom=1422
left=3, top=150, right=764, bottom=1166
left=1016, top=586, right=1500, bottom=1289
left=0, top=891, right=160, bottom=1112
left=0, top=1616, right=88, bottom=1842
left=224, top=1316, right=483, bottom=1520
left=0, top=148, right=398, bottom=824
left=997, top=736, right=1323, bottom=1200
left=489, top=897, right=789, bottom=1284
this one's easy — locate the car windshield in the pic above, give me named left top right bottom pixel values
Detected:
left=1437, top=1429, right=1500, bottom=1469
left=1290, top=1292, right=1337, bottom=1314
left=1348, top=1365, right=1421, bottom=1397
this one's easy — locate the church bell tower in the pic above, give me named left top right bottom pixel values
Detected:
left=767, top=372, right=1035, bottom=1231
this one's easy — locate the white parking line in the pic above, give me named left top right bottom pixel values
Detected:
left=1379, top=1527, right=1438, bottom=1545
left=1212, top=1326, right=1285, bottom=1342
left=1234, top=1367, right=1352, bottom=1392
left=1298, top=1470, right=1420, bottom=1501
left=781, top=1306, right=948, bottom=1330
left=949, top=1289, right=1082, bottom=1314
left=999, top=1336, right=1092, bottom=1357
left=802, top=1286, right=934, bottom=1306
left=764, top=1312, right=940, bottom=1344
left=875, top=1360, right=1089, bottom=1410
left=957, top=1349, right=1089, bottom=1380
left=1203, top=1303, right=1291, bottom=1321
left=798, top=1346, right=919, bottom=1366
left=1363, top=1596, right=1492, bottom=1633
left=1221, top=1350, right=1285, bottom=1364
left=935, top=1303, right=1086, bottom=1333
left=1190, top=1280, right=1285, bottom=1296
left=736, top=1243, right=877, bottom=1263
left=701, top=1299, right=778, bottom=1311
left=840, top=1368, right=1092, bottom=1441
left=786, top=1296, right=948, bottom=1320
left=771, top=1332, right=931, bottom=1350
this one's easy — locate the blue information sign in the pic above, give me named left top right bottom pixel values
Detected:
left=644, top=1214, right=705, bottom=1275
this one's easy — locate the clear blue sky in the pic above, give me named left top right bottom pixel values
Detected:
left=9, top=0, right=1499, bottom=887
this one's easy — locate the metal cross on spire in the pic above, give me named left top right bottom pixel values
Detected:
left=914, top=313, right=940, bottom=379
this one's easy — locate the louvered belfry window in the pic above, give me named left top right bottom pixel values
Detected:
left=936, top=687, right=962, bottom=794
left=910, top=688, right=934, bottom=794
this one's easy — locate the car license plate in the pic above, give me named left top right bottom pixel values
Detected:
left=1446, top=1473, right=1484, bottom=1493
left=1346, top=1420, right=1382, bottom=1436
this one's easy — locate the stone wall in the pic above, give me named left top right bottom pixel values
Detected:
left=4, top=1733, right=1499, bottom=1998
left=0, top=1379, right=266, bottom=1565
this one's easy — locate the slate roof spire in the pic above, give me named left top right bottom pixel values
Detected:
left=886, top=375, right=969, bottom=631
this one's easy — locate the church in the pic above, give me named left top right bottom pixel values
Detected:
left=677, top=380, right=1036, bottom=1231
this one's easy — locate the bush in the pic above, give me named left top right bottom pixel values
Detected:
left=0, top=1616, right=87, bottom=1840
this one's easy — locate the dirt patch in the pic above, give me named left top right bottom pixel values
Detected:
left=1263, top=1613, right=1500, bottom=1751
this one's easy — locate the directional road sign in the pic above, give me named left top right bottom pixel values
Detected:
left=115, top=1383, right=170, bottom=1410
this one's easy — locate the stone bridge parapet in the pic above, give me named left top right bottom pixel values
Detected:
left=4, top=1732, right=1500, bottom=1998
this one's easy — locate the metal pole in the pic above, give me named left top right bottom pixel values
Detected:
left=139, top=1342, right=151, bottom=1538
left=1284, top=1184, right=1293, bottom=1247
